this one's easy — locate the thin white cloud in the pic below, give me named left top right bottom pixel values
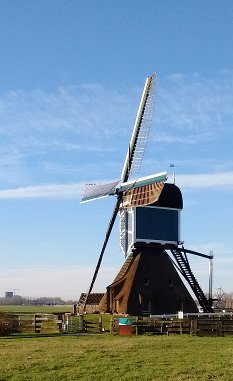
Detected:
left=177, top=171, right=233, bottom=189
left=0, top=85, right=134, bottom=137
left=0, top=83, right=137, bottom=186
left=0, top=71, right=233, bottom=188
left=0, top=183, right=84, bottom=199
left=156, top=71, right=233, bottom=136
left=0, top=171, right=232, bottom=199
left=154, top=131, right=212, bottom=144
left=0, top=264, right=118, bottom=300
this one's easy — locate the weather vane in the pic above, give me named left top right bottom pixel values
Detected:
left=170, top=163, right=175, bottom=184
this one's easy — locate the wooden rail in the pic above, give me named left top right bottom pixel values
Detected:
left=17, top=313, right=63, bottom=334
left=110, top=316, right=233, bottom=336
left=1, top=313, right=233, bottom=337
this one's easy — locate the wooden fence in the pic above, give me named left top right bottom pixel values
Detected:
left=1, top=312, right=233, bottom=336
left=17, top=313, right=63, bottom=334
left=0, top=313, right=103, bottom=335
left=110, top=315, right=233, bottom=336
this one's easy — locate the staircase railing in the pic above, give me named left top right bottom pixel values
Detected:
left=170, top=248, right=212, bottom=312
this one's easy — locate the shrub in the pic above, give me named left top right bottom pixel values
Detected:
left=0, top=312, right=20, bottom=335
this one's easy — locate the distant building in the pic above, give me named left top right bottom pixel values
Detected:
left=5, top=291, right=14, bottom=299
left=77, top=293, right=104, bottom=314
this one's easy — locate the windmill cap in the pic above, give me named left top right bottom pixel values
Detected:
left=151, top=183, right=183, bottom=209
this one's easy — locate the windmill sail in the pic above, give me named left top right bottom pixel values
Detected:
left=81, top=180, right=120, bottom=203
left=79, top=74, right=157, bottom=312
left=81, top=171, right=167, bottom=204
left=121, top=73, right=156, bottom=180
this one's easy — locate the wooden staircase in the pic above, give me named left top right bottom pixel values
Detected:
left=170, top=248, right=212, bottom=312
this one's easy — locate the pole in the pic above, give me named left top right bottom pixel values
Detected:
left=169, top=164, right=175, bottom=184
left=208, top=251, right=214, bottom=305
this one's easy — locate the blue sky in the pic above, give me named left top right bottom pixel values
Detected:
left=0, top=0, right=232, bottom=300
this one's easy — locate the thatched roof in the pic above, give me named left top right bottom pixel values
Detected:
left=78, top=293, right=104, bottom=305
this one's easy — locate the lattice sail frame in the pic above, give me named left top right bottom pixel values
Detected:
left=81, top=180, right=120, bottom=203
left=129, top=75, right=156, bottom=176
left=121, top=73, right=156, bottom=181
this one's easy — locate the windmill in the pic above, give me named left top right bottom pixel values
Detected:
left=79, top=73, right=213, bottom=315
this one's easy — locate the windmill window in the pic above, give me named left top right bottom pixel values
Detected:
left=168, top=280, right=173, bottom=289
left=141, top=298, right=152, bottom=313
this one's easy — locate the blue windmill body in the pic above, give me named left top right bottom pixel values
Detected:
left=120, top=182, right=182, bottom=256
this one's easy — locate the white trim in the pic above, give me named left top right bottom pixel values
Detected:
left=119, top=171, right=167, bottom=192
left=136, top=205, right=182, bottom=211
left=133, top=239, right=179, bottom=245
left=178, top=211, right=181, bottom=242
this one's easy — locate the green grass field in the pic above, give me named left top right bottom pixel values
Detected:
left=0, top=334, right=232, bottom=381
left=0, top=304, right=73, bottom=314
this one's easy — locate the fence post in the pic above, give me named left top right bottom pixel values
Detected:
left=217, top=320, right=222, bottom=337
left=79, top=315, right=84, bottom=332
left=110, top=317, right=115, bottom=333
left=135, top=316, right=138, bottom=335
left=99, top=314, right=103, bottom=332
left=34, top=314, right=41, bottom=333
